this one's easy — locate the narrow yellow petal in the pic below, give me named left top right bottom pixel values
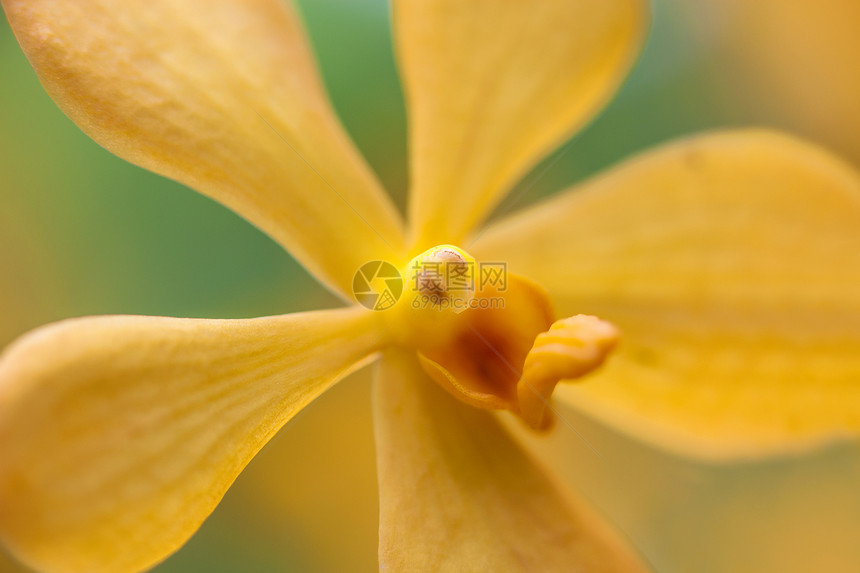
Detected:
left=0, top=308, right=381, bottom=573
left=395, top=0, right=649, bottom=246
left=373, top=350, right=649, bottom=573
left=473, top=130, right=860, bottom=459
left=2, top=0, right=406, bottom=297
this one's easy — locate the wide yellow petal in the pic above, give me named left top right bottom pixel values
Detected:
left=373, top=350, right=649, bottom=572
left=2, top=0, right=406, bottom=297
left=0, top=308, right=381, bottom=573
left=472, top=130, right=860, bottom=459
left=395, top=0, right=649, bottom=247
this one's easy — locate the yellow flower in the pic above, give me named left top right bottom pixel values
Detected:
left=1, top=1, right=859, bottom=573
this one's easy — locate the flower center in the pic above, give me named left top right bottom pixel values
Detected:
left=410, top=245, right=476, bottom=312
left=384, top=244, right=619, bottom=431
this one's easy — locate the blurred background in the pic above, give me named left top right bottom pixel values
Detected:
left=1, top=0, right=859, bottom=571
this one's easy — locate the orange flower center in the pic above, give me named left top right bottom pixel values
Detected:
left=384, top=244, right=619, bottom=430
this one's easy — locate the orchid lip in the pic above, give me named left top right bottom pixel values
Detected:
left=375, top=244, right=621, bottom=431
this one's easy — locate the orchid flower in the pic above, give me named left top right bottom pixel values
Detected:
left=1, top=1, right=859, bottom=572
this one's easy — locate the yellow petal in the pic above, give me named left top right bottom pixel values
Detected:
left=395, top=0, right=649, bottom=247
left=0, top=308, right=381, bottom=573
left=373, top=350, right=649, bottom=573
left=472, top=130, right=860, bottom=459
left=3, top=0, right=406, bottom=297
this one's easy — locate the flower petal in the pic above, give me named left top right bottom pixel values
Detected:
left=373, top=350, right=649, bottom=572
left=0, top=308, right=381, bottom=573
left=472, top=130, right=860, bottom=459
left=394, top=0, right=649, bottom=246
left=2, top=0, right=406, bottom=297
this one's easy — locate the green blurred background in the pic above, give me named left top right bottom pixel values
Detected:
left=2, top=0, right=859, bottom=571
